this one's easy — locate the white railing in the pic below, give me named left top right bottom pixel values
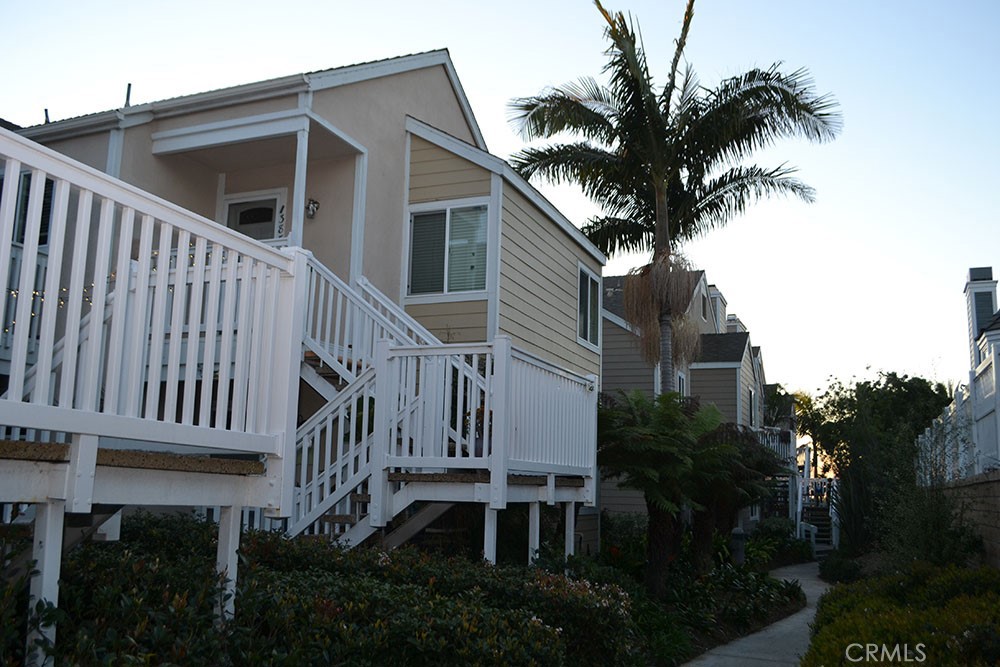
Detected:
left=0, top=127, right=301, bottom=458
left=304, top=258, right=416, bottom=382
left=369, top=336, right=597, bottom=525
left=356, top=276, right=437, bottom=346
left=509, top=347, right=598, bottom=475
left=288, top=368, right=377, bottom=535
left=756, top=427, right=794, bottom=462
left=1, top=243, right=47, bottom=363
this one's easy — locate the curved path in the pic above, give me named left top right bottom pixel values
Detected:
left=682, top=562, right=829, bottom=666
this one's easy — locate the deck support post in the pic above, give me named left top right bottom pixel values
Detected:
left=483, top=506, right=498, bottom=564
left=563, top=501, right=576, bottom=560
left=27, top=500, right=64, bottom=664
left=528, top=502, right=540, bottom=564
left=216, top=505, right=242, bottom=620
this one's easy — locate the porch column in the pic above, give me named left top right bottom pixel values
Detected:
left=27, top=500, right=65, bottom=664
left=290, top=127, right=309, bottom=248
left=216, top=506, right=242, bottom=620
left=483, top=506, right=498, bottom=564
left=563, top=501, right=576, bottom=560
left=528, top=502, right=540, bottom=565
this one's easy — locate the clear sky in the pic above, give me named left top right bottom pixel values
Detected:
left=4, top=0, right=999, bottom=396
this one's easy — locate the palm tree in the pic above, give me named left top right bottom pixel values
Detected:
left=597, top=390, right=722, bottom=597
left=508, top=0, right=841, bottom=392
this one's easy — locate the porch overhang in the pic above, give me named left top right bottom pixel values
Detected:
left=150, top=109, right=365, bottom=247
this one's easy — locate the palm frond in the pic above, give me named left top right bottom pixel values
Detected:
left=508, top=77, right=618, bottom=143
left=674, top=164, right=815, bottom=240
left=583, top=214, right=652, bottom=256
left=508, top=141, right=619, bottom=183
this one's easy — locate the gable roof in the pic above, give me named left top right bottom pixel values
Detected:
left=20, top=50, right=486, bottom=149
left=984, top=310, right=1000, bottom=334
left=0, top=118, right=21, bottom=131
left=696, top=332, right=750, bottom=364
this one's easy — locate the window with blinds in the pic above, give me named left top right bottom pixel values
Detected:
left=409, top=204, right=487, bottom=295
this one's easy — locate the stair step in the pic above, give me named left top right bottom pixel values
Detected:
left=0, top=523, right=31, bottom=540
left=350, top=493, right=371, bottom=503
left=387, top=471, right=585, bottom=487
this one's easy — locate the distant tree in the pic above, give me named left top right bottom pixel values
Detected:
left=806, top=373, right=950, bottom=552
left=508, top=0, right=841, bottom=393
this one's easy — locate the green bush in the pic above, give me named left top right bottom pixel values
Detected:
left=804, top=564, right=1000, bottom=666
left=875, top=485, right=983, bottom=568
left=817, top=549, right=862, bottom=584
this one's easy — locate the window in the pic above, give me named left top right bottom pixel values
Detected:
left=701, top=293, right=708, bottom=320
left=677, top=372, right=686, bottom=396
left=748, top=387, right=757, bottom=428
left=578, top=266, right=600, bottom=347
left=223, top=189, right=286, bottom=241
left=409, top=204, right=487, bottom=295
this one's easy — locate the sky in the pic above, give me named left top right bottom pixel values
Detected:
left=4, top=0, right=999, bottom=396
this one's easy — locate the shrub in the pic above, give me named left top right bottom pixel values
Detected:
left=817, top=549, right=862, bottom=584
left=805, top=564, right=1000, bottom=666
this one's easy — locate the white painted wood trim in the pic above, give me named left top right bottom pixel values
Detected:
left=0, top=401, right=278, bottom=454
left=602, top=309, right=637, bottom=334
left=290, top=127, right=309, bottom=247
left=577, top=262, right=601, bottom=353
left=403, top=291, right=488, bottom=306
left=105, top=126, right=124, bottom=177
left=689, top=361, right=742, bottom=369
left=349, top=152, right=368, bottom=286
left=151, top=110, right=309, bottom=154
left=487, top=173, right=502, bottom=339
left=399, top=132, right=413, bottom=301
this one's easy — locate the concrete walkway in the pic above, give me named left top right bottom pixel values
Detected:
left=681, top=562, right=829, bottom=667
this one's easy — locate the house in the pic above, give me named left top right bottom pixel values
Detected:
left=0, top=50, right=604, bottom=650
left=918, top=267, right=1000, bottom=480
left=598, top=273, right=796, bottom=527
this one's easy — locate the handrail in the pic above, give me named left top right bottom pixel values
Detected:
left=356, top=276, right=438, bottom=346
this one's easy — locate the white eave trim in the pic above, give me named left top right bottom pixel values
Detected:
left=689, top=361, right=742, bottom=370
left=602, top=309, right=638, bottom=334
left=151, top=109, right=309, bottom=155
left=405, top=116, right=606, bottom=266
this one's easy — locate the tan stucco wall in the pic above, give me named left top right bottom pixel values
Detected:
left=43, top=133, right=111, bottom=172
left=310, top=65, right=477, bottom=298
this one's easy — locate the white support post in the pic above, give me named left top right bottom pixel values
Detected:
left=483, top=506, right=498, bottom=564
left=370, top=339, right=393, bottom=527
left=528, top=502, right=540, bottom=565
left=27, top=500, right=65, bottom=663
left=584, top=373, right=599, bottom=506
left=564, top=501, right=576, bottom=560
left=265, top=248, right=309, bottom=518
left=489, top=336, right=512, bottom=509
left=216, top=505, right=241, bottom=620
left=290, top=127, right=309, bottom=248
left=65, top=434, right=98, bottom=514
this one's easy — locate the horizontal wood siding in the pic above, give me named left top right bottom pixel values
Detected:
left=409, top=136, right=490, bottom=203
left=499, top=188, right=600, bottom=377
left=404, top=300, right=487, bottom=343
left=602, top=319, right=653, bottom=394
left=601, top=478, right=646, bottom=514
left=691, top=367, right=739, bottom=423
left=740, top=353, right=755, bottom=428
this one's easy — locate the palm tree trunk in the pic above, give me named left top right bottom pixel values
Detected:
left=645, top=500, right=681, bottom=599
left=653, top=183, right=675, bottom=394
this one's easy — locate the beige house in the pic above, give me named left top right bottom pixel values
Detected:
left=598, top=274, right=793, bottom=525
left=0, top=51, right=604, bottom=651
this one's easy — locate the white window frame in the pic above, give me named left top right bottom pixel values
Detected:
left=677, top=371, right=686, bottom=397
left=577, top=263, right=601, bottom=352
left=405, top=196, right=490, bottom=304
left=221, top=188, right=288, bottom=240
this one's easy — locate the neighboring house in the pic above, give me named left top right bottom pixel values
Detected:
left=919, top=267, right=1000, bottom=480
left=598, top=273, right=796, bottom=528
left=0, top=50, right=603, bottom=645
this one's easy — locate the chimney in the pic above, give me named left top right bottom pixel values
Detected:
left=965, top=267, right=997, bottom=368
left=726, top=314, right=747, bottom=333
left=709, top=285, right=727, bottom=333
